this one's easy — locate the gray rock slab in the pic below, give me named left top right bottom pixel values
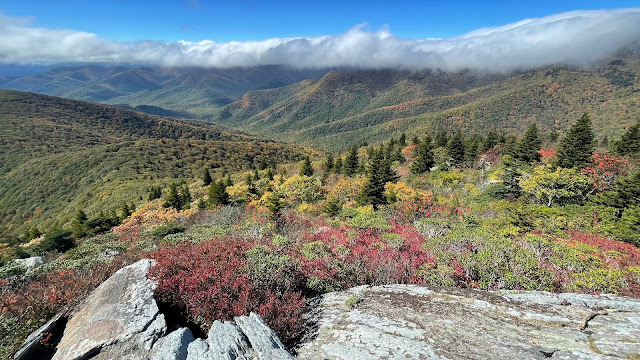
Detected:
left=151, top=328, right=195, bottom=360
left=52, top=259, right=166, bottom=360
left=294, top=284, right=640, bottom=360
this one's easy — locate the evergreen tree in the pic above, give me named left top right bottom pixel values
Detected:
left=333, top=156, right=343, bottom=174
left=178, top=184, right=191, bottom=209
left=549, top=131, right=559, bottom=143
left=557, top=112, right=595, bottom=169
left=447, top=131, right=466, bottom=166
left=613, top=120, right=640, bottom=156
left=202, top=168, right=212, bottom=186
left=208, top=179, right=229, bottom=206
left=503, top=135, right=520, bottom=158
left=465, top=135, right=481, bottom=162
left=601, top=135, right=610, bottom=148
left=410, top=135, right=434, bottom=174
left=324, top=153, right=334, bottom=173
left=163, top=183, right=182, bottom=209
left=517, top=123, right=542, bottom=163
left=225, top=174, right=233, bottom=188
left=482, top=131, right=499, bottom=152
left=119, top=203, right=132, bottom=221
left=392, top=147, right=405, bottom=163
left=148, top=186, right=162, bottom=201
left=299, top=155, right=314, bottom=176
left=399, top=133, right=407, bottom=147
left=435, top=131, right=449, bottom=148
left=344, top=146, right=359, bottom=177
left=360, top=147, right=397, bottom=208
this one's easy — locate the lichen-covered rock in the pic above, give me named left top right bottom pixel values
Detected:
left=52, top=259, right=166, bottom=360
left=235, top=313, right=293, bottom=360
left=151, top=328, right=195, bottom=360
left=13, top=256, right=43, bottom=271
left=186, top=313, right=293, bottom=360
left=294, top=284, right=640, bottom=360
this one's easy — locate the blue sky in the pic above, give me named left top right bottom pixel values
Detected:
left=1, top=0, right=638, bottom=42
left=0, top=2, right=639, bottom=71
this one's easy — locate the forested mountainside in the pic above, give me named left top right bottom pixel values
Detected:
left=0, top=65, right=329, bottom=118
left=0, top=90, right=310, bottom=238
left=217, top=52, right=640, bottom=150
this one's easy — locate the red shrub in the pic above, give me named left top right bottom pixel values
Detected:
left=149, top=238, right=306, bottom=345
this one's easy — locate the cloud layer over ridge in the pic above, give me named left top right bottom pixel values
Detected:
left=0, top=9, right=639, bottom=72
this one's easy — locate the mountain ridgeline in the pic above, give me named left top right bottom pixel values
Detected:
left=0, top=65, right=330, bottom=119
left=215, top=52, right=640, bottom=150
left=0, top=90, right=309, bottom=237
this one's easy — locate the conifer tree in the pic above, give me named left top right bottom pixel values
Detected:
left=613, top=120, right=640, bottom=156
left=482, top=131, right=499, bottom=152
left=517, top=123, right=542, bottom=163
left=435, top=131, right=449, bottom=148
left=399, top=133, right=407, bottom=147
left=208, top=179, right=229, bottom=206
left=447, top=131, right=466, bottom=166
left=344, top=146, right=359, bottom=177
left=333, top=156, right=343, bottom=174
left=360, top=147, right=397, bottom=208
left=410, top=135, right=434, bottom=174
left=300, top=155, right=314, bottom=176
left=324, top=153, right=334, bottom=173
left=163, top=183, right=182, bottom=209
left=225, top=174, right=233, bottom=188
left=202, top=168, right=212, bottom=186
left=557, top=112, right=595, bottom=169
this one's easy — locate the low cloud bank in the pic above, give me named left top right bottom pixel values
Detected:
left=1, top=9, right=639, bottom=72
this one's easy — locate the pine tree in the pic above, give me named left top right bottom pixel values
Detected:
left=360, top=147, right=397, bottom=208
left=202, top=168, right=212, bottom=186
left=482, top=131, right=499, bottom=152
left=178, top=184, right=191, bottom=209
left=399, top=133, right=407, bottom=147
left=163, top=183, right=182, bottom=209
left=300, top=155, right=314, bottom=176
left=557, top=112, right=595, bottom=168
left=324, top=153, right=334, bottom=173
left=208, top=179, right=229, bottom=206
left=333, top=156, right=343, bottom=174
left=344, top=146, right=359, bottom=176
left=435, top=131, right=449, bottom=148
left=613, top=120, right=640, bottom=156
left=517, top=123, right=542, bottom=163
left=410, top=135, right=434, bottom=174
left=447, top=131, right=466, bottom=166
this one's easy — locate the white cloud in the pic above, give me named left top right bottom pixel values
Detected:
left=0, top=9, right=639, bottom=72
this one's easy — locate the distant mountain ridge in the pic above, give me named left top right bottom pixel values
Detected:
left=216, top=52, right=640, bottom=150
left=0, top=90, right=309, bottom=237
left=0, top=65, right=330, bottom=119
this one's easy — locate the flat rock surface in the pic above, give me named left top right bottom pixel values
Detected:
left=294, top=284, right=640, bottom=360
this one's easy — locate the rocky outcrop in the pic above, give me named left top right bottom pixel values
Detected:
left=47, top=259, right=293, bottom=360
left=14, top=256, right=43, bottom=271
left=52, top=259, right=166, bottom=360
left=295, top=284, right=640, bottom=359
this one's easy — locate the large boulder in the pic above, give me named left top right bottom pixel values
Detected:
left=52, top=259, right=167, bottom=360
left=44, top=258, right=292, bottom=360
left=186, top=313, right=294, bottom=360
left=294, top=284, right=640, bottom=359
left=14, top=256, right=43, bottom=271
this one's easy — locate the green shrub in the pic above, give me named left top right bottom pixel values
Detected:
left=569, top=268, right=626, bottom=294
left=38, top=229, right=75, bottom=253
left=148, top=224, right=186, bottom=238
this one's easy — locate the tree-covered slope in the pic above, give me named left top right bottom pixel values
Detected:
left=217, top=53, right=640, bottom=150
left=0, top=90, right=309, bottom=237
left=0, top=66, right=329, bottom=118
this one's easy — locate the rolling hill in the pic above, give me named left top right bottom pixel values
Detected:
left=0, top=66, right=329, bottom=119
left=0, top=90, right=310, bottom=238
left=216, top=52, right=640, bottom=150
